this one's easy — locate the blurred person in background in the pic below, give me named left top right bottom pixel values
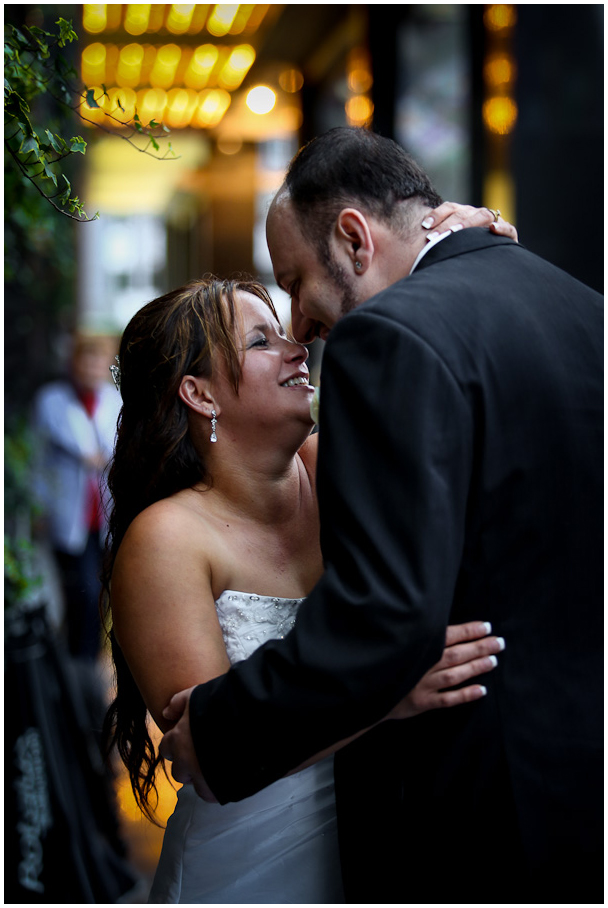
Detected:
left=162, top=128, right=603, bottom=904
left=102, top=275, right=504, bottom=904
left=33, top=331, right=121, bottom=663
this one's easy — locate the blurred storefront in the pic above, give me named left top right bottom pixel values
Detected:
left=72, top=3, right=603, bottom=343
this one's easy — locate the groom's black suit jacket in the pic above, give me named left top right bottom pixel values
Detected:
left=190, top=229, right=603, bottom=903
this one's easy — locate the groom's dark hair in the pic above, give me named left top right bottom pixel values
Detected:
left=284, top=127, right=443, bottom=257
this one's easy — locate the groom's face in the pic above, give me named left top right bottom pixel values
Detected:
left=266, top=196, right=361, bottom=345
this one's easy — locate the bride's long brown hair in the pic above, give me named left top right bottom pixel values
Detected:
left=101, top=276, right=278, bottom=822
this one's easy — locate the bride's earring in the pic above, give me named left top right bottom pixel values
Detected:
left=210, top=409, right=217, bottom=443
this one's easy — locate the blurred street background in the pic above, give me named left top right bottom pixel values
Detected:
left=4, top=3, right=603, bottom=903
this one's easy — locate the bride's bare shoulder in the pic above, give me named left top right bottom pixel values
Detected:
left=117, top=491, right=214, bottom=560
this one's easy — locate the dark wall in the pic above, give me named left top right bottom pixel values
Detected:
left=514, top=5, right=603, bottom=293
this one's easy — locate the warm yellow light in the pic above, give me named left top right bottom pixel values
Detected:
left=83, top=5, right=107, bottom=34
left=483, top=96, right=518, bottom=135
left=124, top=4, right=152, bottom=36
left=483, top=169, right=515, bottom=225
left=484, top=53, right=515, bottom=88
left=82, top=43, right=107, bottom=85
left=184, top=44, right=219, bottom=89
left=193, top=88, right=231, bottom=127
left=207, top=4, right=239, bottom=37
left=241, top=3, right=269, bottom=34
left=246, top=85, right=276, bottom=115
left=164, top=87, right=198, bottom=127
left=150, top=44, right=182, bottom=89
left=230, top=3, right=256, bottom=34
left=279, top=68, right=304, bottom=93
left=80, top=85, right=106, bottom=126
left=107, top=6, right=123, bottom=30
left=484, top=4, right=517, bottom=32
left=117, top=43, right=145, bottom=87
left=167, top=4, right=196, bottom=34
left=347, top=48, right=373, bottom=94
left=348, top=68, right=373, bottom=94
left=345, top=94, right=374, bottom=126
left=148, top=5, right=166, bottom=32
left=137, top=87, right=168, bottom=124
left=106, top=87, right=137, bottom=124
left=218, top=44, right=256, bottom=90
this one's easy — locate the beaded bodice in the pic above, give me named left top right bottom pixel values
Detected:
left=215, top=589, right=304, bottom=665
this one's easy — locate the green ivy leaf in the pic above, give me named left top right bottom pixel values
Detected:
left=42, top=161, right=58, bottom=186
left=85, top=88, right=101, bottom=109
left=69, top=136, right=87, bottom=154
left=56, top=18, right=78, bottom=47
left=19, top=134, right=40, bottom=156
left=44, top=129, right=64, bottom=153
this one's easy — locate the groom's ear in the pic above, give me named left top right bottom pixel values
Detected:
left=334, top=207, right=374, bottom=274
left=179, top=375, right=218, bottom=417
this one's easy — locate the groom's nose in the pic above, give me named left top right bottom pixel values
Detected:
left=291, top=304, right=323, bottom=345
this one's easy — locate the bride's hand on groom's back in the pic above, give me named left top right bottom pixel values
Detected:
left=386, top=621, right=506, bottom=721
left=160, top=687, right=219, bottom=802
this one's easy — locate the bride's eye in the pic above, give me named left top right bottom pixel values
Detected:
left=250, top=335, right=269, bottom=348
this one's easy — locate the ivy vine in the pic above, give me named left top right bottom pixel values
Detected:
left=4, top=17, right=177, bottom=223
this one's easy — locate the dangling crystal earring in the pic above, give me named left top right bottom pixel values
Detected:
left=210, top=409, right=217, bottom=443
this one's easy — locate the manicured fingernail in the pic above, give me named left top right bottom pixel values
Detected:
left=483, top=622, right=492, bottom=634
left=426, top=231, right=440, bottom=240
left=488, top=655, right=498, bottom=668
left=496, top=637, right=506, bottom=651
left=422, top=217, right=434, bottom=229
left=479, top=686, right=487, bottom=696
left=450, top=223, right=463, bottom=232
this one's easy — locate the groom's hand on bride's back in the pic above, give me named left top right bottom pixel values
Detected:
left=160, top=687, right=219, bottom=802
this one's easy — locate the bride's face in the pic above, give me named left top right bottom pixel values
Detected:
left=214, top=291, right=315, bottom=435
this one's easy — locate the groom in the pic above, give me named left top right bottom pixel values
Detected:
left=161, top=128, right=603, bottom=903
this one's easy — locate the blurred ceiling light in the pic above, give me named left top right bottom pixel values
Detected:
left=242, top=4, right=269, bottom=33
left=83, top=5, right=107, bottom=34
left=184, top=44, right=219, bottom=89
left=81, top=85, right=106, bottom=125
left=279, top=68, right=304, bottom=93
left=165, top=87, right=198, bottom=127
left=484, top=5, right=517, bottom=32
left=137, top=87, right=168, bottom=123
left=348, top=68, right=373, bottom=94
left=347, top=47, right=373, bottom=94
left=246, top=85, right=276, bottom=115
left=117, top=43, right=145, bottom=87
left=107, top=86, right=138, bottom=124
left=167, top=4, right=196, bottom=34
left=483, top=96, right=518, bottom=135
left=188, top=5, right=211, bottom=33
left=193, top=88, right=232, bottom=127
left=484, top=53, right=515, bottom=87
left=231, top=4, right=257, bottom=34
left=150, top=44, right=182, bottom=89
left=345, top=94, right=374, bottom=126
left=124, top=4, right=152, bottom=36
left=218, top=44, right=256, bottom=90
left=207, top=5, right=239, bottom=37
left=82, top=42, right=107, bottom=84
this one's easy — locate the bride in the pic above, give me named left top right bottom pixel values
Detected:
left=102, top=276, right=503, bottom=903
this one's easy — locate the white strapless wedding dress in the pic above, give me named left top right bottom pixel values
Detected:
left=148, top=591, right=344, bottom=904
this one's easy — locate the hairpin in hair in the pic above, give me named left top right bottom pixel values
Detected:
left=109, top=355, right=121, bottom=392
